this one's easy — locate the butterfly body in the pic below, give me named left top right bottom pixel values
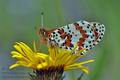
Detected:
left=39, top=20, right=105, bottom=54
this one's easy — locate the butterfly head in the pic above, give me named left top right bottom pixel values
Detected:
left=39, top=28, right=49, bottom=44
left=39, top=28, right=48, bottom=37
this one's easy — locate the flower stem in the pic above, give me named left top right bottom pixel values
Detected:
left=77, top=72, right=84, bottom=80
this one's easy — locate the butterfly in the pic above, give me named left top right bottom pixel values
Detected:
left=39, top=20, right=105, bottom=55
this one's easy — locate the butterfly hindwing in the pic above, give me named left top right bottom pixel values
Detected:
left=41, top=20, right=105, bottom=54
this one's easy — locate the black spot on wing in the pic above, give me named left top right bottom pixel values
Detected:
left=53, top=32, right=55, bottom=34
left=69, top=30, right=71, bottom=33
left=92, top=40, right=95, bottom=42
left=101, top=33, right=103, bottom=36
left=96, top=29, right=98, bottom=31
left=99, top=37, right=102, bottom=39
left=85, top=45, right=88, bottom=48
left=82, top=44, right=84, bottom=47
left=102, top=29, right=105, bottom=32
left=58, top=39, right=60, bottom=42
left=67, top=25, right=70, bottom=29
left=99, top=30, right=101, bottom=32
left=53, top=35, right=55, bottom=38
left=87, top=24, right=90, bottom=29
left=88, top=41, right=91, bottom=44
left=65, top=46, right=68, bottom=49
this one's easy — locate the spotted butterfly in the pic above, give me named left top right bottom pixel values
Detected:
left=39, top=20, right=105, bottom=55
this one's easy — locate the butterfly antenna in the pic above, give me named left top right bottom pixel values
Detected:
left=35, top=12, right=44, bottom=52
left=41, top=12, right=44, bottom=27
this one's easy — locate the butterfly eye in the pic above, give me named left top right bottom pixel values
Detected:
left=39, top=28, right=46, bottom=36
left=43, top=31, right=46, bottom=35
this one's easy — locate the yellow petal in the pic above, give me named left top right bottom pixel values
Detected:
left=16, top=42, right=36, bottom=62
left=57, top=53, right=71, bottom=65
left=48, top=47, right=58, bottom=59
left=64, top=60, right=94, bottom=73
left=54, top=52, right=67, bottom=66
left=64, top=65, right=89, bottom=74
left=14, top=45, right=26, bottom=56
left=78, top=60, right=94, bottom=65
left=12, top=55, right=23, bottom=58
left=78, top=66, right=89, bottom=74
left=65, top=55, right=79, bottom=65
left=67, top=59, right=94, bottom=67
left=11, top=51, right=22, bottom=56
left=36, top=53, right=49, bottom=58
left=11, top=51, right=31, bottom=62
left=18, top=42, right=33, bottom=53
left=9, top=63, right=20, bottom=69
left=37, top=62, right=47, bottom=69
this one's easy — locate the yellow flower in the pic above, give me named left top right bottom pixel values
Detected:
left=9, top=42, right=94, bottom=74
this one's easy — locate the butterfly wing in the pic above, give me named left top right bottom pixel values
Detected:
left=48, top=20, right=105, bottom=54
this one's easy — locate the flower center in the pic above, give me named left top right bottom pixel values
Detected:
left=30, top=66, right=64, bottom=80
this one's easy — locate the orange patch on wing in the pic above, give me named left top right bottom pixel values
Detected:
left=80, top=30, right=88, bottom=38
left=65, top=39, right=71, bottom=46
left=74, top=23, right=88, bottom=50
left=60, top=32, right=67, bottom=39
left=58, top=29, right=67, bottom=39
left=93, top=28, right=99, bottom=40
left=64, top=34, right=72, bottom=46
left=74, top=23, right=88, bottom=39
left=58, top=29, right=64, bottom=34
left=77, top=38, right=85, bottom=46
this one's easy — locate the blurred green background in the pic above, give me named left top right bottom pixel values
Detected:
left=0, top=0, right=120, bottom=80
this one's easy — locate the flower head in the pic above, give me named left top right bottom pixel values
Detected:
left=10, top=42, right=94, bottom=74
